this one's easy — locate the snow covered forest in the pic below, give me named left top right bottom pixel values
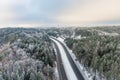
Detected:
left=0, top=28, right=55, bottom=80
left=0, top=27, right=120, bottom=80
left=54, top=27, right=120, bottom=80
left=46, top=26, right=120, bottom=80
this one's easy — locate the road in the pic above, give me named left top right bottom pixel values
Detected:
left=52, top=41, right=68, bottom=80
left=50, top=37, right=85, bottom=80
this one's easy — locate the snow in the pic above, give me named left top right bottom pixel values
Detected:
left=51, top=38, right=78, bottom=80
left=94, top=29, right=119, bottom=36
left=54, top=62, right=59, bottom=80
left=74, top=35, right=82, bottom=39
left=57, top=37, right=94, bottom=80
left=52, top=43, right=59, bottom=80
left=23, top=32, right=33, bottom=37
left=57, top=37, right=64, bottom=42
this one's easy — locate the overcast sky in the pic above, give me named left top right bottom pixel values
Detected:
left=0, top=0, right=120, bottom=28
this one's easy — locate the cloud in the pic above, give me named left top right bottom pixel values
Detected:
left=0, top=0, right=25, bottom=23
left=56, top=0, right=120, bottom=25
left=10, top=0, right=71, bottom=23
left=0, top=0, right=120, bottom=27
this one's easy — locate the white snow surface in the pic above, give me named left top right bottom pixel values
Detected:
left=93, top=29, right=119, bottom=36
left=51, top=38, right=78, bottom=80
left=54, top=62, right=60, bottom=80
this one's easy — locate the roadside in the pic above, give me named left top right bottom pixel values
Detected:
left=51, top=37, right=85, bottom=80
left=57, top=37, right=94, bottom=80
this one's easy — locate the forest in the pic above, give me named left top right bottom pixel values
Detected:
left=0, top=27, right=120, bottom=80
left=65, top=27, right=120, bottom=80
left=0, top=28, right=55, bottom=80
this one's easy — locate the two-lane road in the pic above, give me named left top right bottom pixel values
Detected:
left=51, top=37, right=85, bottom=80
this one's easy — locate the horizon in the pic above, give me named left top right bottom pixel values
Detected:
left=0, top=24, right=120, bottom=29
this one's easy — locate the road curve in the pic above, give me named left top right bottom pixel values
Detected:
left=52, top=41, right=68, bottom=80
left=51, top=37, right=85, bottom=80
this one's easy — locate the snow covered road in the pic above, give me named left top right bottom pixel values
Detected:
left=51, top=37, right=85, bottom=80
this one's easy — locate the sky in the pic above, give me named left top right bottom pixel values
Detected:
left=0, top=0, right=120, bottom=28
